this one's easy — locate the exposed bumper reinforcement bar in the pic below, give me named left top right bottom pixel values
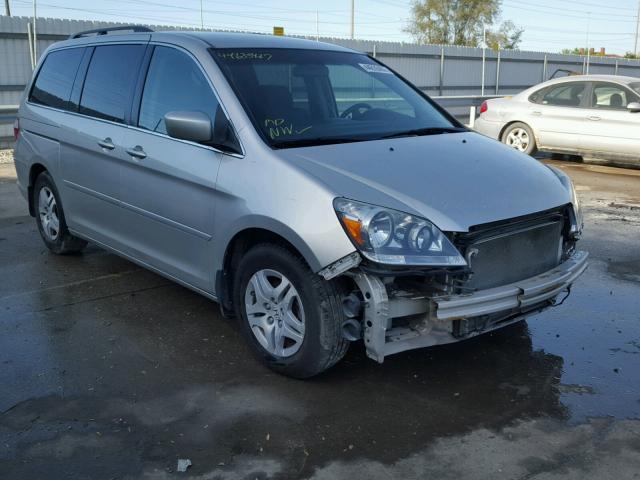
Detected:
left=350, top=250, right=589, bottom=363
left=432, top=250, right=589, bottom=321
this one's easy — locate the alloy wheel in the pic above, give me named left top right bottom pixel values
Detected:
left=505, top=127, right=530, bottom=152
left=38, top=186, right=60, bottom=241
left=244, top=269, right=306, bottom=357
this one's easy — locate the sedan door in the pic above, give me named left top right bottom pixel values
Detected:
left=118, top=45, right=229, bottom=291
left=527, top=81, right=588, bottom=152
left=580, top=82, right=640, bottom=165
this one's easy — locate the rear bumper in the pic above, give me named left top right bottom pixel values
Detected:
left=473, top=117, right=503, bottom=140
left=433, top=250, right=589, bottom=321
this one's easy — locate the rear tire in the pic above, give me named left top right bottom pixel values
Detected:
left=233, top=243, right=349, bottom=378
left=501, top=122, right=538, bottom=156
left=33, top=171, right=87, bottom=255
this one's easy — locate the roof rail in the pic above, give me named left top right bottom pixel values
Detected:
left=69, top=25, right=154, bottom=39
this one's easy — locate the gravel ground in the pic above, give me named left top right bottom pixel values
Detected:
left=0, top=149, right=13, bottom=164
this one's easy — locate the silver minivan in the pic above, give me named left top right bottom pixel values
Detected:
left=14, top=27, right=588, bottom=377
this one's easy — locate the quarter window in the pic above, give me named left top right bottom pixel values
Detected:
left=591, top=83, right=635, bottom=110
left=540, top=82, right=586, bottom=107
left=79, top=45, right=146, bottom=123
left=138, top=46, right=219, bottom=135
left=30, top=48, right=85, bottom=110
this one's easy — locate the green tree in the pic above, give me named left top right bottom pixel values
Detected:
left=624, top=52, right=639, bottom=59
left=561, top=48, right=582, bottom=55
left=485, top=20, right=523, bottom=50
left=405, top=0, right=522, bottom=49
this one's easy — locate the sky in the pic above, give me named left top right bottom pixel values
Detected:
left=6, top=0, right=640, bottom=56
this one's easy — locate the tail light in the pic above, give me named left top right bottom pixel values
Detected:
left=479, top=101, right=488, bottom=115
left=13, top=118, right=20, bottom=141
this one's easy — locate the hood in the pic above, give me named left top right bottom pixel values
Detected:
left=277, top=132, right=571, bottom=232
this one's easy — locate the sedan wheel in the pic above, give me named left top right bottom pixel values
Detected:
left=501, top=122, right=537, bottom=156
left=505, top=128, right=530, bottom=152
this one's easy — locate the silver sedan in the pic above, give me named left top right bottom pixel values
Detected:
left=475, top=75, right=640, bottom=167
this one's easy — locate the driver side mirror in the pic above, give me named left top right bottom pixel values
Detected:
left=165, top=111, right=212, bottom=143
left=164, top=108, right=242, bottom=155
left=627, top=102, right=640, bottom=113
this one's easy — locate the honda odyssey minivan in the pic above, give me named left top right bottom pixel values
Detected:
left=13, top=27, right=588, bottom=378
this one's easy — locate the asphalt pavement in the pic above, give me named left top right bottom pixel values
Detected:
left=1, top=155, right=639, bottom=479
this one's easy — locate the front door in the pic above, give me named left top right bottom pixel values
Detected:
left=118, top=45, right=228, bottom=291
left=580, top=81, right=640, bottom=165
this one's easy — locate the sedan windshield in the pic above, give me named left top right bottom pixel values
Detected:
left=212, top=48, right=461, bottom=148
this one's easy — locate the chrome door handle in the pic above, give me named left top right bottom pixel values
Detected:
left=587, top=115, right=601, bottom=121
left=531, top=111, right=542, bottom=116
left=126, top=146, right=147, bottom=159
left=98, top=137, right=115, bottom=150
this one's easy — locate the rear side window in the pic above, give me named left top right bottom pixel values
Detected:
left=138, top=46, right=219, bottom=134
left=540, top=82, right=586, bottom=107
left=30, top=48, right=85, bottom=109
left=79, top=45, right=146, bottom=123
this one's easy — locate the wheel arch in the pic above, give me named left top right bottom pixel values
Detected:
left=215, top=223, right=322, bottom=315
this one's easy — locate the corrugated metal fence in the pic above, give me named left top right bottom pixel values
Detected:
left=2, top=15, right=640, bottom=146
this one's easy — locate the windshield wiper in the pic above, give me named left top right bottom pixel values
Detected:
left=272, top=137, right=368, bottom=149
left=380, top=127, right=466, bottom=139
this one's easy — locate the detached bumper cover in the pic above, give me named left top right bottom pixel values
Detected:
left=433, top=250, right=589, bottom=321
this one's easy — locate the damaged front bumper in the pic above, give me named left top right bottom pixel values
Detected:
left=349, top=250, right=589, bottom=363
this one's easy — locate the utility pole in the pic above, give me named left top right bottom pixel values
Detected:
left=585, top=11, right=591, bottom=74
left=315, top=10, right=319, bottom=41
left=200, top=0, right=204, bottom=29
left=635, top=0, right=640, bottom=57
left=32, top=0, right=37, bottom=63
left=481, top=24, right=486, bottom=96
left=4, top=0, right=10, bottom=16
left=350, top=0, right=354, bottom=39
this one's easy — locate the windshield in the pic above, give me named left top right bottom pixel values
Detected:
left=631, top=82, right=640, bottom=96
left=212, top=48, right=460, bottom=148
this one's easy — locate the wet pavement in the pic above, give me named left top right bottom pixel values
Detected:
left=1, top=158, right=640, bottom=479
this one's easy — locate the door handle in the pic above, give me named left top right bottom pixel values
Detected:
left=98, top=137, right=115, bottom=150
left=531, top=111, right=542, bottom=116
left=126, top=145, right=147, bottom=160
left=587, top=115, right=601, bottom=121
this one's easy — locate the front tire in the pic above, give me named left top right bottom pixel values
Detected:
left=501, top=122, right=538, bottom=156
left=233, top=243, right=349, bottom=378
left=33, top=171, right=87, bottom=255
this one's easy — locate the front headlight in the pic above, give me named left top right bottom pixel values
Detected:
left=334, top=198, right=467, bottom=266
left=549, top=166, right=583, bottom=236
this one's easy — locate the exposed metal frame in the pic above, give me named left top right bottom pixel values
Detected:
left=348, top=250, right=588, bottom=363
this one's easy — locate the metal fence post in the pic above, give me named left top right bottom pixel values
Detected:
left=542, top=54, right=547, bottom=82
left=615, top=59, right=619, bottom=75
left=481, top=48, right=486, bottom=96
left=439, top=46, right=445, bottom=96
left=495, top=49, right=501, bottom=95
